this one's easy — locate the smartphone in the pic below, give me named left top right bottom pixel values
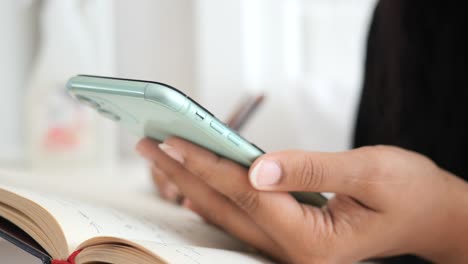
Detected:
left=67, top=75, right=327, bottom=206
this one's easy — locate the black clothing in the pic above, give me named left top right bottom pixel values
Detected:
left=354, top=0, right=467, bottom=263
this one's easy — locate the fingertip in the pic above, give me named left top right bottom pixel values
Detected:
left=182, top=198, right=193, bottom=209
left=182, top=199, right=201, bottom=215
left=136, top=137, right=160, bottom=153
left=135, top=139, right=147, bottom=153
left=249, top=159, right=282, bottom=190
left=162, top=183, right=181, bottom=202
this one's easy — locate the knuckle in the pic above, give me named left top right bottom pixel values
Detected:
left=355, top=146, right=391, bottom=178
left=297, top=156, right=325, bottom=190
left=358, top=145, right=392, bottom=159
left=231, top=190, right=260, bottom=212
left=352, top=146, right=399, bottom=196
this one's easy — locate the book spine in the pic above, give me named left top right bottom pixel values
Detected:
left=51, top=249, right=82, bottom=264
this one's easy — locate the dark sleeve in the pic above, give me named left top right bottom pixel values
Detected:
left=354, top=0, right=467, bottom=263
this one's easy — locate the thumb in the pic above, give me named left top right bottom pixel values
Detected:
left=248, top=148, right=376, bottom=198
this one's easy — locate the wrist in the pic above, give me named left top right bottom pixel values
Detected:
left=418, top=172, right=468, bottom=263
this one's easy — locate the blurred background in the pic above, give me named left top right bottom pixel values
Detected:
left=0, top=0, right=377, bottom=171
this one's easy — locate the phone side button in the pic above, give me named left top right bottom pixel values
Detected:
left=227, top=133, right=241, bottom=146
left=210, top=121, right=225, bottom=135
left=195, top=111, right=206, bottom=121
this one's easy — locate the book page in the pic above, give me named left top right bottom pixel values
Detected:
left=135, top=240, right=274, bottom=264
left=0, top=183, right=246, bottom=256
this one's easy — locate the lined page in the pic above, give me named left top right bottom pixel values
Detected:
left=135, top=241, right=274, bottom=264
left=0, top=184, right=246, bottom=255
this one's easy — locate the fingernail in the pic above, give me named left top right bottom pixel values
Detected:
left=250, top=160, right=282, bottom=188
left=159, top=143, right=184, bottom=164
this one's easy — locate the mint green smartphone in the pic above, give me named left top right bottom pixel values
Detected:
left=67, top=75, right=327, bottom=206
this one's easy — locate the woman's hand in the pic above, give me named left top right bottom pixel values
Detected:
left=137, top=137, right=468, bottom=264
left=149, top=161, right=183, bottom=203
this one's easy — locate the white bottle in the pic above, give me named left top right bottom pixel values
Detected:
left=26, top=0, right=116, bottom=171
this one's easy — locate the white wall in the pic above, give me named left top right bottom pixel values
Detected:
left=114, top=0, right=196, bottom=94
left=194, top=0, right=245, bottom=118
left=195, top=0, right=377, bottom=152
left=0, top=1, right=38, bottom=163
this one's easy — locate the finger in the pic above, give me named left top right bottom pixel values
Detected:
left=137, top=138, right=162, bottom=160
left=160, top=137, right=311, bottom=243
left=136, top=138, right=286, bottom=259
left=139, top=138, right=184, bottom=203
left=181, top=199, right=215, bottom=225
left=151, top=164, right=183, bottom=203
left=248, top=148, right=386, bottom=201
left=181, top=199, right=204, bottom=218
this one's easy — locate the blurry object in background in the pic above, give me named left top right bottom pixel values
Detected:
left=226, top=93, right=265, bottom=131
left=26, top=0, right=116, bottom=171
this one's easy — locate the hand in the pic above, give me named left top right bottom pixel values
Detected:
left=149, top=161, right=184, bottom=203
left=137, top=137, right=468, bottom=264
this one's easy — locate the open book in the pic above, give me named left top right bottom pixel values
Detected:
left=0, top=183, right=272, bottom=264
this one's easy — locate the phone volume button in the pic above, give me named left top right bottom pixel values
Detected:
left=210, top=121, right=225, bottom=135
left=227, top=133, right=241, bottom=146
